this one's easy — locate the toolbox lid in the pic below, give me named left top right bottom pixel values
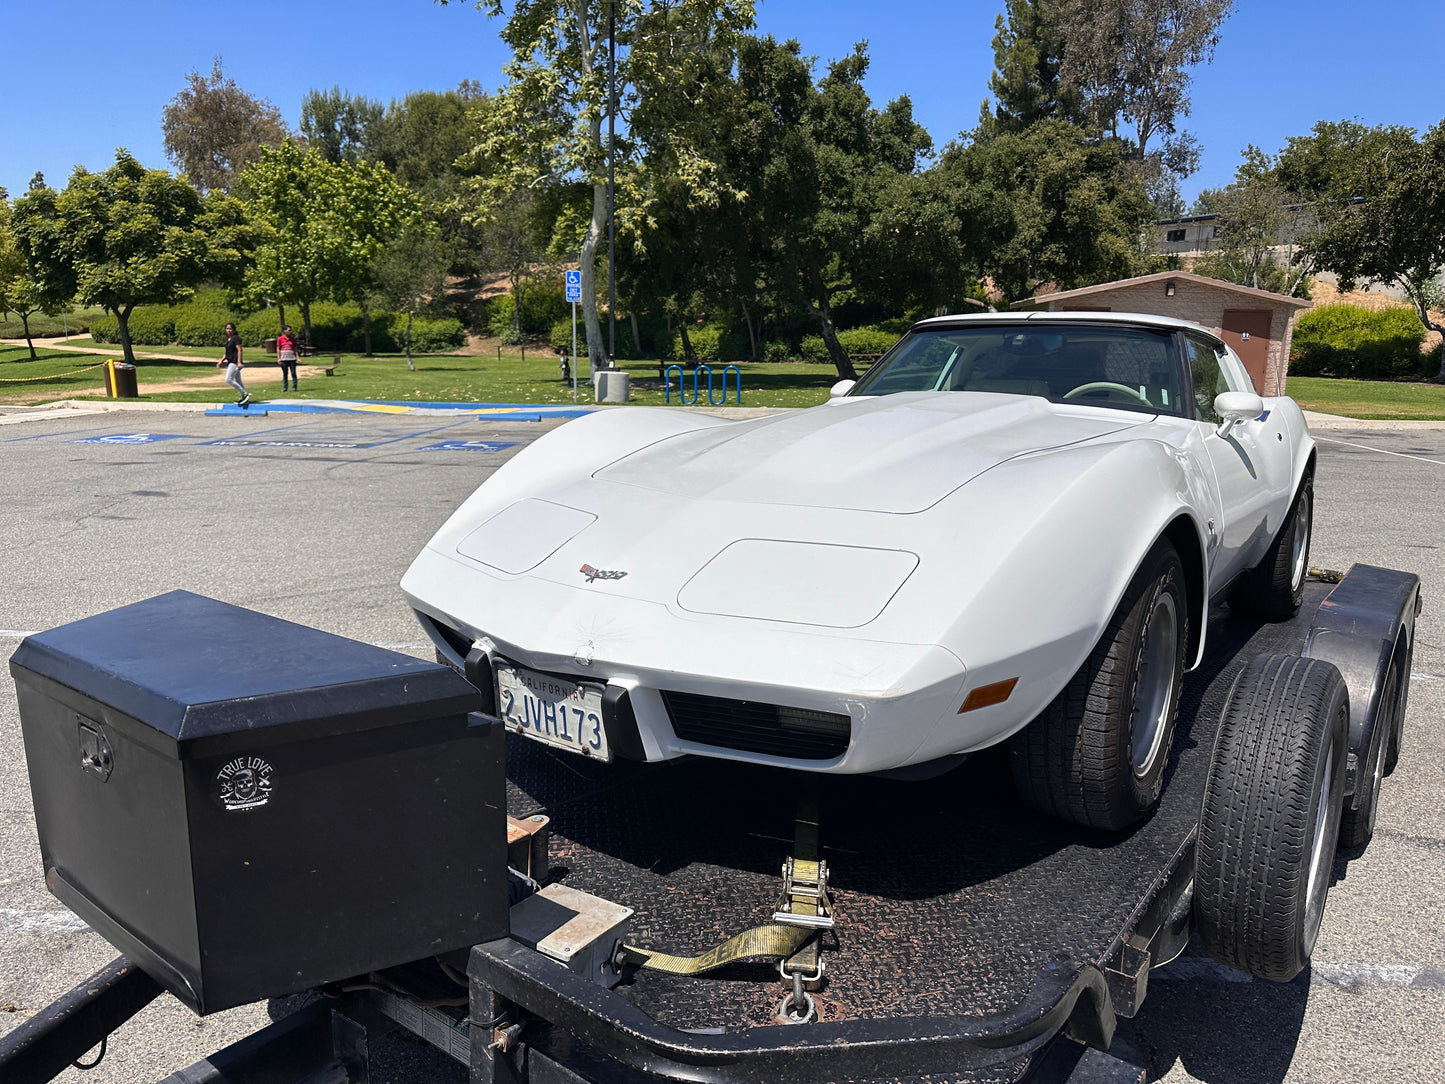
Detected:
left=9, top=590, right=480, bottom=751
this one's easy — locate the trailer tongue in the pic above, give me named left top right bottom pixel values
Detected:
left=0, top=567, right=1420, bottom=1084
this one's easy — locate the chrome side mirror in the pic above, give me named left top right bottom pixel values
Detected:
left=829, top=379, right=856, bottom=399
left=1213, top=391, right=1264, bottom=439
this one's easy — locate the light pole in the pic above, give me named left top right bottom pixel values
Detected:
left=607, top=0, right=617, bottom=369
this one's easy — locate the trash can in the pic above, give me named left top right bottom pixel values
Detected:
left=596, top=369, right=630, bottom=403
left=105, top=360, right=138, bottom=398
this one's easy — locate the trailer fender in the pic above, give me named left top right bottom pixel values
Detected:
left=1301, top=564, right=1421, bottom=804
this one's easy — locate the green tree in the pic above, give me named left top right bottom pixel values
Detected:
left=938, top=119, right=1152, bottom=304
left=442, top=0, right=756, bottom=371
left=983, top=0, right=1085, bottom=134
left=300, top=87, right=384, bottom=164
left=162, top=58, right=291, bottom=194
left=1057, top=0, right=1232, bottom=157
left=368, top=226, right=452, bottom=370
left=1295, top=121, right=1445, bottom=379
left=0, top=193, right=74, bottom=359
left=242, top=140, right=421, bottom=349
left=11, top=151, right=251, bottom=363
left=1189, top=146, right=1314, bottom=296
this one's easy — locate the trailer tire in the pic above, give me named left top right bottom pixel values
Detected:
left=1231, top=474, right=1313, bottom=621
left=1339, top=647, right=1401, bottom=849
left=1010, top=540, right=1187, bottom=831
left=1195, top=653, right=1348, bottom=982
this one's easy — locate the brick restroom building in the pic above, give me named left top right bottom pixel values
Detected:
left=1024, top=271, right=1312, bottom=396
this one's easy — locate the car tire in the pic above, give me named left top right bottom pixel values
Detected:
left=1338, top=647, right=1402, bottom=849
left=1010, top=540, right=1188, bottom=831
left=1195, top=653, right=1348, bottom=982
left=1231, top=473, right=1313, bottom=621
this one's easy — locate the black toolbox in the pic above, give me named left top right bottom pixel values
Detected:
left=10, top=590, right=507, bottom=1015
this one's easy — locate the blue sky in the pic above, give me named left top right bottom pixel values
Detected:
left=4, top=1, right=1443, bottom=208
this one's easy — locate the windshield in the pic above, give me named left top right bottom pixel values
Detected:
left=850, top=325, right=1187, bottom=417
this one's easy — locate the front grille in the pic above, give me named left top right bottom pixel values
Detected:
left=660, top=691, right=851, bottom=760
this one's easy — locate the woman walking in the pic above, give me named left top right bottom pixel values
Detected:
left=276, top=325, right=299, bottom=393
left=218, top=323, right=250, bottom=407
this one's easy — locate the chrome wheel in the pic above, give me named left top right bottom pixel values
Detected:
left=1302, top=724, right=1341, bottom=950
left=1289, top=489, right=1312, bottom=593
left=1132, top=591, right=1179, bottom=778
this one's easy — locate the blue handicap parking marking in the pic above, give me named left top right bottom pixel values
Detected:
left=65, top=433, right=187, bottom=445
left=197, top=420, right=457, bottom=449
left=419, top=440, right=521, bottom=453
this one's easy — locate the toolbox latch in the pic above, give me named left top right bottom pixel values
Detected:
left=77, top=717, right=113, bottom=782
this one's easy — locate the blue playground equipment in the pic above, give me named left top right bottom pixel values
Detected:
left=664, top=364, right=742, bottom=406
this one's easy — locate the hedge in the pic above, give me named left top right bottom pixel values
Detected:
left=488, top=286, right=569, bottom=339
left=92, top=298, right=463, bottom=354
left=1290, top=305, right=1429, bottom=380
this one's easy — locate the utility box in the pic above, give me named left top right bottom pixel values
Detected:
left=10, top=590, right=508, bottom=1016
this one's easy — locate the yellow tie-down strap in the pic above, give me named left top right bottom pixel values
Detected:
left=617, top=923, right=818, bottom=976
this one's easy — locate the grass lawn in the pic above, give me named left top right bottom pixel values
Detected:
left=1, top=342, right=844, bottom=408
left=0, top=306, right=108, bottom=340
left=1286, top=376, right=1445, bottom=421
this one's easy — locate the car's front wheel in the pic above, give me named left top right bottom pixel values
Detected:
left=1010, top=540, right=1189, bottom=831
left=1232, top=473, right=1313, bottom=621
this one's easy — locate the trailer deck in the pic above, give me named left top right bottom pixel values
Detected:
left=478, top=585, right=1329, bottom=1078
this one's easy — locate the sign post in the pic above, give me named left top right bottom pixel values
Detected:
left=565, top=270, right=582, bottom=402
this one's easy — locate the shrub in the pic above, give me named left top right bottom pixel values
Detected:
left=1291, top=305, right=1427, bottom=379
left=763, top=339, right=795, bottom=363
left=798, top=335, right=830, bottom=363
left=837, top=327, right=900, bottom=357
left=487, top=285, right=570, bottom=338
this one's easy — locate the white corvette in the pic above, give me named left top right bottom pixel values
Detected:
left=403, top=312, right=1315, bottom=829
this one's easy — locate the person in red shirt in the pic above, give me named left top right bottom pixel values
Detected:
left=276, top=325, right=299, bottom=393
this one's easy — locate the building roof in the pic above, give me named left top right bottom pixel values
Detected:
left=1022, top=271, right=1313, bottom=309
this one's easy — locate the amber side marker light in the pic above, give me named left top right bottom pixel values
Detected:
left=958, top=678, right=1018, bottom=713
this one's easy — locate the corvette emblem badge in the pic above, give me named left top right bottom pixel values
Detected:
left=580, top=563, right=627, bottom=583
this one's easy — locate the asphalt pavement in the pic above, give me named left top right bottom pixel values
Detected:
left=0, top=404, right=1441, bottom=1083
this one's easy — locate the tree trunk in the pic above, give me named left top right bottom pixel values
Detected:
left=741, top=298, right=758, bottom=362
left=20, top=312, right=36, bottom=359
left=575, top=0, right=607, bottom=372
left=116, top=305, right=136, bottom=364
left=629, top=310, right=641, bottom=359
left=405, top=309, right=415, bottom=371
left=300, top=301, right=313, bottom=346
left=277, top=301, right=287, bottom=335
left=1408, top=281, right=1445, bottom=382
left=362, top=300, right=373, bottom=357
left=679, top=320, right=696, bottom=363
left=806, top=270, right=856, bottom=380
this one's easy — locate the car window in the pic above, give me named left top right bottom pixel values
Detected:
left=1184, top=334, right=1231, bottom=423
left=851, top=325, right=1187, bottom=416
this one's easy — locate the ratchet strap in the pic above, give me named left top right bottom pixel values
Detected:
left=617, top=778, right=833, bottom=978
left=616, top=923, right=817, bottom=975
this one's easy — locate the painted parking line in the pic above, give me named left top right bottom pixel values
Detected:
left=1154, top=954, right=1445, bottom=990
left=1316, top=436, right=1445, bottom=467
left=196, top=418, right=465, bottom=449
left=0, top=907, right=90, bottom=934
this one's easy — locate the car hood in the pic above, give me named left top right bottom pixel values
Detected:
left=593, top=392, right=1144, bottom=514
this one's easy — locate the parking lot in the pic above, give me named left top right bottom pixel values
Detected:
left=1, top=404, right=1442, bottom=1083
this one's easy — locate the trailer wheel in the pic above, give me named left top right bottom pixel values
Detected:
left=1232, top=473, right=1312, bottom=621
left=1010, top=540, right=1187, bottom=831
left=1338, top=648, right=1401, bottom=849
left=1195, top=654, right=1348, bottom=982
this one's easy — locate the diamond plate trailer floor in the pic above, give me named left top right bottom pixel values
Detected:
left=466, top=573, right=1410, bottom=1082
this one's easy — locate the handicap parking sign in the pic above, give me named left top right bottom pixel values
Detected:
left=565, top=269, right=582, bottom=303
